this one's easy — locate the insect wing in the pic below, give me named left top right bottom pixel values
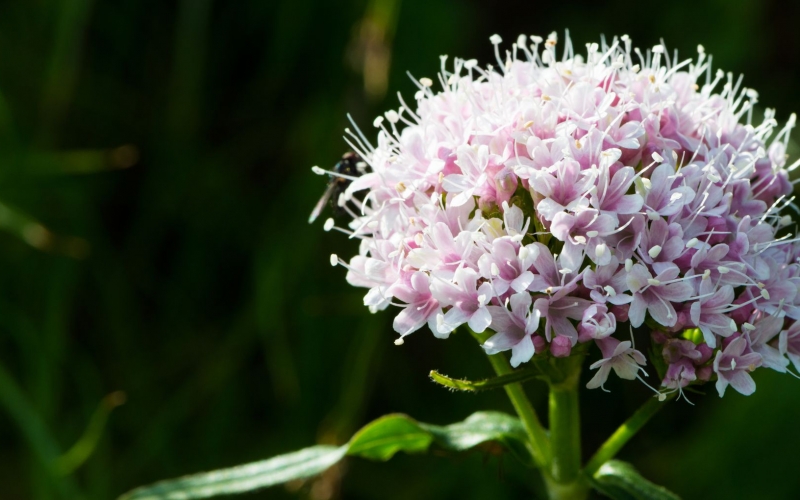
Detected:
left=308, top=183, right=336, bottom=223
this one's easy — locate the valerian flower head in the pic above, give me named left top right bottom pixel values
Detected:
left=320, top=31, right=800, bottom=398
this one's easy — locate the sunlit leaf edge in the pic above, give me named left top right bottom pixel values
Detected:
left=589, top=459, right=681, bottom=500
left=118, top=411, right=533, bottom=500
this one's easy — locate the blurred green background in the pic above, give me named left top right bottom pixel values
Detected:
left=1, top=0, right=799, bottom=499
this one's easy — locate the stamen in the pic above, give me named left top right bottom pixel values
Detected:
left=648, top=245, right=662, bottom=259
left=596, top=243, right=608, bottom=260
left=346, top=114, right=375, bottom=151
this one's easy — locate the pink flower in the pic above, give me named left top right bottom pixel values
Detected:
left=746, top=315, right=788, bottom=372
left=641, top=163, right=695, bottom=219
left=583, top=257, right=632, bottom=306
left=627, top=264, right=693, bottom=328
left=662, top=359, right=697, bottom=391
left=321, top=32, right=800, bottom=398
left=586, top=337, right=647, bottom=390
left=430, top=266, right=493, bottom=335
left=689, top=280, right=736, bottom=348
left=577, top=303, right=617, bottom=341
left=388, top=272, right=441, bottom=337
left=483, top=293, right=540, bottom=367
left=713, top=336, right=763, bottom=396
left=476, top=238, right=536, bottom=296
left=443, top=145, right=489, bottom=207
left=530, top=159, right=592, bottom=221
left=780, top=322, right=800, bottom=372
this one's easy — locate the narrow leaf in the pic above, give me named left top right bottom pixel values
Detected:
left=118, top=411, right=532, bottom=499
left=119, top=445, right=348, bottom=500
left=590, top=460, right=681, bottom=500
left=0, top=361, right=84, bottom=498
left=429, top=368, right=540, bottom=392
left=55, top=391, right=127, bottom=475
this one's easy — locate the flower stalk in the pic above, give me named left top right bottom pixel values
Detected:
left=543, top=352, right=589, bottom=500
left=473, top=330, right=551, bottom=468
left=547, top=355, right=584, bottom=485
left=584, top=395, right=668, bottom=476
left=477, top=329, right=592, bottom=499
left=477, top=330, right=669, bottom=500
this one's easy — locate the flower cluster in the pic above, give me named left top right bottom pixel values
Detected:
left=320, top=32, right=800, bottom=398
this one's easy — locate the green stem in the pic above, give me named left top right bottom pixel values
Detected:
left=544, top=353, right=588, bottom=500
left=584, top=396, right=666, bottom=475
left=548, top=382, right=581, bottom=483
left=473, top=331, right=551, bottom=468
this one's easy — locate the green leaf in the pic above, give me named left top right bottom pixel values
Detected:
left=119, top=445, right=348, bottom=500
left=347, top=414, right=433, bottom=460
left=422, top=411, right=534, bottom=468
left=429, top=368, right=541, bottom=392
left=118, top=411, right=532, bottom=499
left=590, top=460, right=681, bottom=500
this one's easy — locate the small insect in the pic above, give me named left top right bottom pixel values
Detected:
left=308, top=152, right=370, bottom=223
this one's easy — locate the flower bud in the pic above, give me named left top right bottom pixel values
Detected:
left=532, top=335, right=547, bottom=354
left=550, top=335, right=573, bottom=358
